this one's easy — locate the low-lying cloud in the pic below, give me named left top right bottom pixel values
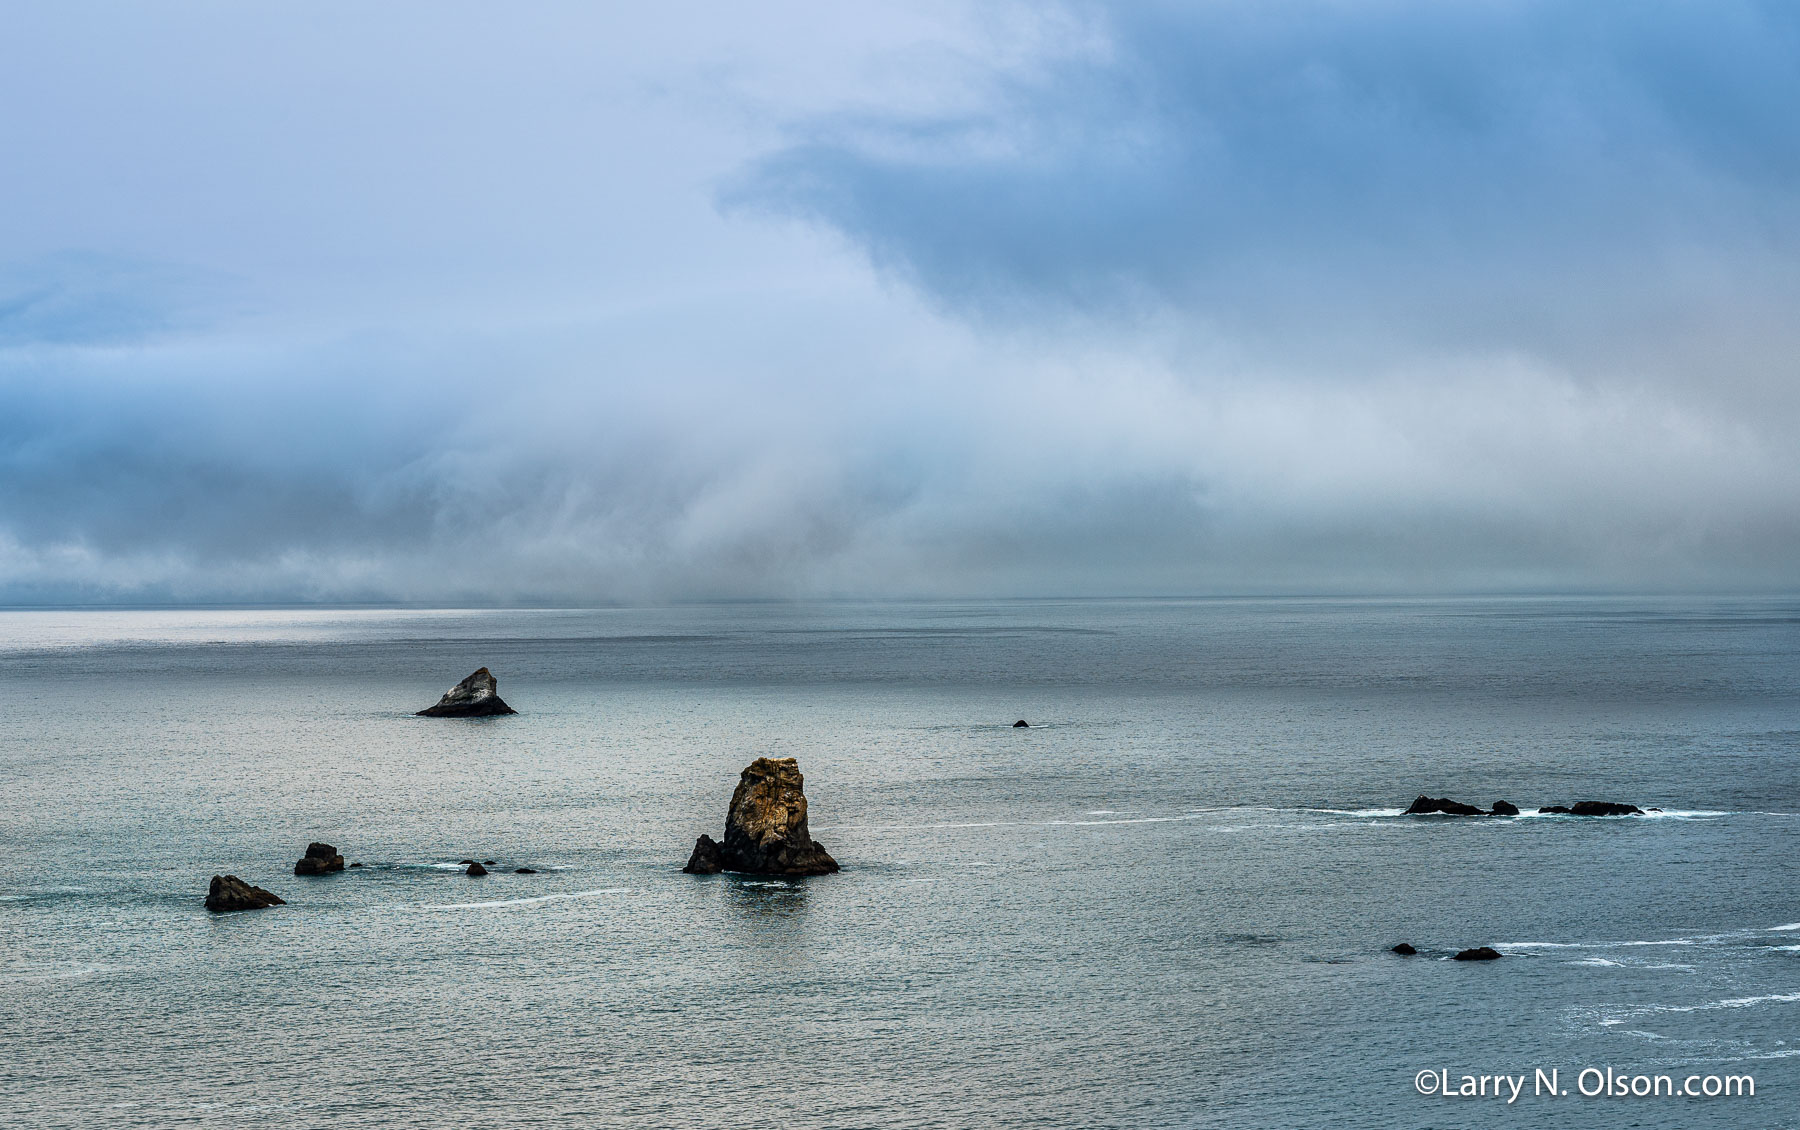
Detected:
left=1, top=1, right=1797, bottom=602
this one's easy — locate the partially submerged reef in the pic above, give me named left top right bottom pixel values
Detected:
left=1404, top=794, right=1646, bottom=817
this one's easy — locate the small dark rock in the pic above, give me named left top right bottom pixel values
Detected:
left=417, top=667, right=516, bottom=717
left=1404, top=795, right=1487, bottom=816
left=1453, top=946, right=1503, bottom=961
left=1538, top=805, right=1572, bottom=814
left=514, top=867, right=538, bottom=874
left=1013, top=719, right=1030, bottom=728
left=459, top=859, right=478, bottom=865
left=1570, top=800, right=1644, bottom=817
left=1391, top=943, right=1417, bottom=955
left=205, top=874, right=285, bottom=913
left=482, top=860, right=496, bottom=865
left=465, top=862, right=488, bottom=877
left=294, top=842, right=346, bottom=876
left=1491, top=801, right=1519, bottom=816
left=683, top=834, right=724, bottom=875
left=348, top=862, right=364, bottom=869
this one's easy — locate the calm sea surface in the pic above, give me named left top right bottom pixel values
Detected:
left=1, top=599, right=1796, bottom=1128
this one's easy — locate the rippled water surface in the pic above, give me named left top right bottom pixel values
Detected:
left=1, top=599, right=1796, bottom=1128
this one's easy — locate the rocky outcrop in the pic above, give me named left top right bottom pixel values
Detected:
left=206, top=875, right=285, bottom=913
left=1013, top=720, right=1030, bottom=728
left=682, top=835, right=725, bottom=874
left=1453, top=946, right=1502, bottom=961
left=1538, top=801, right=1644, bottom=816
left=1391, top=943, right=1417, bottom=955
left=685, top=757, right=840, bottom=876
left=1491, top=800, right=1520, bottom=816
left=1404, top=795, right=1488, bottom=816
left=465, top=862, right=488, bottom=876
left=294, top=842, right=345, bottom=876
left=417, top=668, right=517, bottom=717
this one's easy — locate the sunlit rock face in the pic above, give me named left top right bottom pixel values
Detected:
left=685, top=757, right=839, bottom=876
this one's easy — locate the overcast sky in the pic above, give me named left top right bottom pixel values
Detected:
left=2, top=0, right=1797, bottom=603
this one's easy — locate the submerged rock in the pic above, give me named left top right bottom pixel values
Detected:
left=682, top=834, right=724, bottom=874
left=348, top=862, right=364, bottom=869
left=1404, top=795, right=1488, bottom=817
left=294, top=842, right=346, bottom=876
left=1391, top=943, right=1417, bottom=955
left=1491, top=801, right=1520, bottom=816
left=1453, top=946, right=1502, bottom=961
left=417, top=667, right=517, bottom=717
left=205, top=875, right=285, bottom=913
left=465, top=862, right=488, bottom=877
left=1013, top=720, right=1030, bottom=728
left=685, top=757, right=840, bottom=876
left=513, top=867, right=537, bottom=875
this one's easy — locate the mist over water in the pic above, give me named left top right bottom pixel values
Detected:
left=2, top=598, right=1795, bottom=1127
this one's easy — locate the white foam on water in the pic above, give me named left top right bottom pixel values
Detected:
left=1770, top=922, right=1800, bottom=932
left=415, top=887, right=631, bottom=910
left=1600, top=992, right=1800, bottom=1026
left=829, top=812, right=1208, bottom=832
left=1046, top=814, right=1204, bottom=827
left=1503, top=933, right=1729, bottom=950
left=0, top=962, right=123, bottom=982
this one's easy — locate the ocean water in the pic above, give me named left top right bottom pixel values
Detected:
left=0, top=598, right=1796, bottom=1129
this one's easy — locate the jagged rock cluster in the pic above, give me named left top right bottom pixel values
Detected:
left=684, top=757, right=840, bottom=876
left=417, top=667, right=517, bottom=717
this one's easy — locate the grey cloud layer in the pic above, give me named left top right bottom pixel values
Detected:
left=738, top=1, right=1800, bottom=374
left=1, top=1, right=1796, bottom=601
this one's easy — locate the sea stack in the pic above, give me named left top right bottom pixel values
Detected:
left=683, top=757, right=839, bottom=876
left=417, top=667, right=516, bottom=717
left=1013, top=720, right=1030, bottom=728
left=294, top=842, right=346, bottom=876
left=205, top=875, right=285, bottom=913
